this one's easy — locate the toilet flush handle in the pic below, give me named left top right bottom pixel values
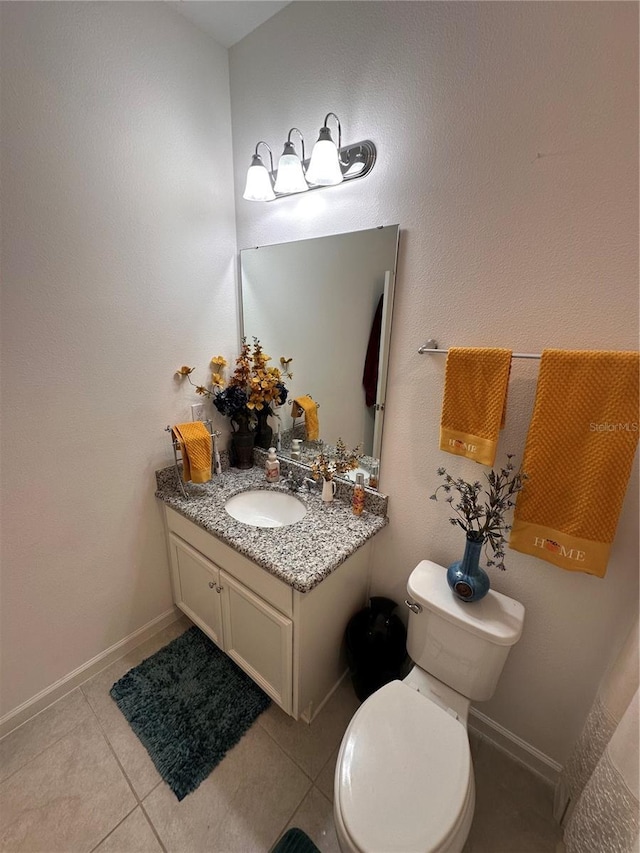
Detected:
left=404, top=598, right=422, bottom=614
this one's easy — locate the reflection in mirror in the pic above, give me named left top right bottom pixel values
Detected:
left=240, top=225, right=400, bottom=480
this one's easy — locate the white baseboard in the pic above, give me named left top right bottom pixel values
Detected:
left=0, top=607, right=182, bottom=741
left=469, top=707, right=563, bottom=786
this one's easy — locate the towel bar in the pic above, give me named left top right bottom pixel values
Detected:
left=287, top=397, right=320, bottom=408
left=418, top=339, right=541, bottom=360
left=165, top=421, right=221, bottom=499
left=288, top=396, right=320, bottom=435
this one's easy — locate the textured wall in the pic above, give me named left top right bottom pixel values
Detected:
left=230, top=1, right=639, bottom=765
left=0, top=2, right=237, bottom=716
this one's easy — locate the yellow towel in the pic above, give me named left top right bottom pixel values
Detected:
left=291, top=395, right=320, bottom=441
left=172, top=421, right=212, bottom=484
left=439, top=347, right=512, bottom=465
left=510, top=350, right=639, bottom=577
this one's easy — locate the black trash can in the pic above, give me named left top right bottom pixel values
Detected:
left=345, top=597, right=408, bottom=701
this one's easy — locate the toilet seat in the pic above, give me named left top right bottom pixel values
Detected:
left=334, top=680, right=474, bottom=853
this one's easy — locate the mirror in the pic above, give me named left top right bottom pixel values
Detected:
left=240, top=225, right=400, bottom=478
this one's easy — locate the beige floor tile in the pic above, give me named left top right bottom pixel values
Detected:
left=93, top=807, right=163, bottom=853
left=143, top=722, right=311, bottom=853
left=473, top=737, right=557, bottom=818
left=0, top=688, right=94, bottom=784
left=81, top=617, right=191, bottom=798
left=315, top=747, right=339, bottom=802
left=465, top=738, right=563, bottom=852
left=1, top=621, right=568, bottom=853
left=258, top=678, right=360, bottom=780
left=282, top=786, right=340, bottom=853
left=0, top=715, right=136, bottom=852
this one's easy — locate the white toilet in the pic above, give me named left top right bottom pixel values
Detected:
left=334, top=559, right=525, bottom=853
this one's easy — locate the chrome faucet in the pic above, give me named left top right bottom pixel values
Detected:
left=285, top=471, right=318, bottom=493
left=302, top=477, right=319, bottom=493
left=286, top=470, right=304, bottom=491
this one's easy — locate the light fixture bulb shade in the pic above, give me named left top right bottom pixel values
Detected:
left=305, top=136, right=343, bottom=186
left=243, top=156, right=275, bottom=201
left=274, top=153, right=309, bottom=194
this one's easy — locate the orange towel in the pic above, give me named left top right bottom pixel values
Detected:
left=510, top=350, right=639, bottom=577
left=172, top=421, right=212, bottom=483
left=439, top=347, right=512, bottom=465
left=291, top=395, right=320, bottom=441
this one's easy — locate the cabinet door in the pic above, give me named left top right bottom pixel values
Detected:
left=168, top=533, right=224, bottom=648
left=221, top=571, right=293, bottom=714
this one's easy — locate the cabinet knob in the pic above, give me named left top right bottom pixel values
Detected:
left=208, top=581, right=215, bottom=589
left=216, top=584, right=223, bottom=594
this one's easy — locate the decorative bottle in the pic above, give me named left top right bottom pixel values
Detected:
left=265, top=447, right=280, bottom=483
left=368, top=461, right=379, bottom=490
left=352, top=473, right=365, bottom=515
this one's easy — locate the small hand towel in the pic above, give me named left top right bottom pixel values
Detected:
left=510, top=350, right=639, bottom=577
left=172, top=421, right=212, bottom=484
left=439, top=347, right=513, bottom=465
left=291, top=395, right=320, bottom=441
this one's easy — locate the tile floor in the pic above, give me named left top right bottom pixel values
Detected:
left=0, top=619, right=564, bottom=853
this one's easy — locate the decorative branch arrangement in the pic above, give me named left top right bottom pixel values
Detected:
left=430, top=454, right=527, bottom=571
left=310, top=438, right=362, bottom=482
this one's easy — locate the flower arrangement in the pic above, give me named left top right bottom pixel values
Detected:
left=311, top=438, right=362, bottom=482
left=176, top=338, right=290, bottom=431
left=430, top=454, right=527, bottom=571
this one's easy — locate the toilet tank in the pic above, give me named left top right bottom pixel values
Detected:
left=406, top=560, right=525, bottom=702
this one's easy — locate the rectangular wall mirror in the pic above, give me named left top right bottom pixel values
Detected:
left=239, top=225, right=400, bottom=475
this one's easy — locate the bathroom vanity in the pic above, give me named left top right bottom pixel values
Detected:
left=156, top=465, right=388, bottom=722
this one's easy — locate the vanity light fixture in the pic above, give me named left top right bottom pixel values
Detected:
left=242, top=141, right=276, bottom=202
left=242, top=112, right=376, bottom=202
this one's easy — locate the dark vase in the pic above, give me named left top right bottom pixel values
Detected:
left=254, top=408, right=273, bottom=450
left=446, top=536, right=490, bottom=603
left=230, top=416, right=254, bottom=469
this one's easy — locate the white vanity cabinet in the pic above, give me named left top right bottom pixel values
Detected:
left=164, top=505, right=371, bottom=721
left=168, top=532, right=293, bottom=711
left=169, top=533, right=225, bottom=649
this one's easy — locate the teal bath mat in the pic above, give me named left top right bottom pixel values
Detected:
left=110, top=625, right=271, bottom=800
left=272, top=828, right=321, bottom=853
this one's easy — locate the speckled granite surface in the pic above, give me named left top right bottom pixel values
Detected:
left=155, top=464, right=388, bottom=593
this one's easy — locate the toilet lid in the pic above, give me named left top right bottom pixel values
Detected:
left=337, top=681, right=471, bottom=853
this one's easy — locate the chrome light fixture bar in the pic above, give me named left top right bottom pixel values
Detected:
left=242, top=112, right=376, bottom=202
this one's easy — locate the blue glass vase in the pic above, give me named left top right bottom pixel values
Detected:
left=446, top=536, right=490, bottom=603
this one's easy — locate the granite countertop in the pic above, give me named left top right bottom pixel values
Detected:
left=155, top=464, right=388, bottom=593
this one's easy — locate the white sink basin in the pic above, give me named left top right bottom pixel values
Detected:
left=225, top=489, right=307, bottom=528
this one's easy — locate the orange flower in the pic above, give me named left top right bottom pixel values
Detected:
left=176, top=339, right=290, bottom=421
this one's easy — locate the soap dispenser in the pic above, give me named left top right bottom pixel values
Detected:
left=265, top=447, right=280, bottom=483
